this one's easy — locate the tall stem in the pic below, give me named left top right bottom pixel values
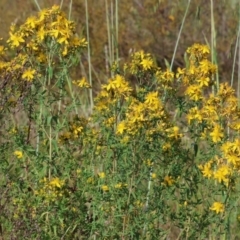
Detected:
left=85, top=0, right=94, bottom=112
left=170, top=0, right=191, bottom=71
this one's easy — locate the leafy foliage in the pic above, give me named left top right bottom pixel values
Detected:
left=0, top=5, right=240, bottom=240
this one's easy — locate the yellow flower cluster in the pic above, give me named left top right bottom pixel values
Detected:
left=199, top=157, right=232, bottom=186
left=178, top=44, right=240, bottom=188
left=12, top=197, right=37, bottom=220
left=0, top=4, right=87, bottom=85
left=34, top=177, right=65, bottom=202
left=99, top=43, right=240, bottom=205
left=59, top=116, right=88, bottom=143
left=186, top=82, right=239, bottom=143
left=177, top=44, right=216, bottom=101
left=7, top=5, right=87, bottom=56
left=93, top=51, right=185, bottom=147
left=124, top=50, right=156, bottom=74
left=199, top=138, right=240, bottom=187
left=115, top=91, right=169, bottom=139
left=94, top=74, right=132, bottom=121
left=155, top=68, right=175, bottom=91
left=102, top=74, right=132, bottom=99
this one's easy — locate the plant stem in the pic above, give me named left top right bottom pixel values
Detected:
left=210, top=0, right=219, bottom=91
left=170, top=0, right=191, bottom=71
left=115, top=0, right=119, bottom=67
left=85, top=0, right=94, bottom=112
left=32, top=0, right=41, bottom=11
left=68, top=0, right=73, bottom=20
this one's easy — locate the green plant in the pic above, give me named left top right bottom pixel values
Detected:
left=1, top=5, right=240, bottom=240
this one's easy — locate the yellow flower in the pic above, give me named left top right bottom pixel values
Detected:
left=101, top=185, right=109, bottom=192
left=140, top=58, right=153, bottom=70
left=8, top=32, right=25, bottom=47
left=114, top=183, right=128, bottom=189
left=120, top=136, right=130, bottom=144
left=200, top=45, right=210, bottom=55
left=210, top=124, right=224, bottom=143
left=134, top=200, right=144, bottom=208
left=25, top=16, right=38, bottom=29
left=210, top=202, right=224, bottom=214
left=36, top=26, right=46, bottom=42
left=231, top=138, right=240, bottom=153
left=144, top=91, right=161, bottom=110
left=0, top=45, right=5, bottom=56
left=87, top=177, right=94, bottom=184
left=49, top=178, right=64, bottom=188
left=73, top=77, right=91, bottom=88
left=166, top=126, right=182, bottom=140
left=162, top=142, right=171, bottom=152
left=197, top=77, right=210, bottom=87
left=57, top=34, right=69, bottom=45
left=71, top=37, right=88, bottom=48
left=62, top=46, right=68, bottom=56
left=162, top=69, right=174, bottom=82
left=116, top=122, right=126, bottom=135
left=185, top=84, right=202, bottom=101
left=14, top=150, right=23, bottom=159
left=114, top=183, right=122, bottom=189
left=221, top=141, right=232, bottom=155
left=187, top=106, right=203, bottom=124
left=199, top=162, right=212, bottom=178
left=27, top=42, right=38, bottom=51
left=9, top=127, right=17, bottom=134
left=199, top=59, right=216, bottom=75
left=22, top=68, right=36, bottom=82
left=226, top=153, right=240, bottom=166
left=176, top=67, right=185, bottom=78
left=144, top=159, right=153, bottom=166
left=104, top=74, right=132, bottom=96
left=187, top=43, right=210, bottom=59
left=37, top=52, right=47, bottom=63
left=213, top=165, right=231, bottom=184
left=50, top=27, right=62, bottom=39
left=98, top=172, right=106, bottom=179
left=151, top=173, right=157, bottom=179
left=50, top=5, right=61, bottom=14
left=38, top=8, right=50, bottom=21
left=163, top=176, right=174, bottom=186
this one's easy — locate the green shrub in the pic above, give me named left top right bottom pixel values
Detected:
left=0, top=5, right=240, bottom=240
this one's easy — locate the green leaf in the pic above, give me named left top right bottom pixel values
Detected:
left=48, top=66, right=53, bottom=79
left=164, top=58, right=170, bottom=69
left=47, top=116, right=52, bottom=126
